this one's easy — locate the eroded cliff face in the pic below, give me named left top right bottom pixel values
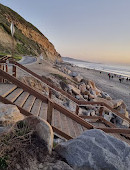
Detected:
left=0, top=3, right=62, bottom=62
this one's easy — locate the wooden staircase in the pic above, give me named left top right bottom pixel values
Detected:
left=0, top=58, right=130, bottom=144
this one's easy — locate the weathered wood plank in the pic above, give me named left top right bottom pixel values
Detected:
left=6, top=88, right=23, bottom=102
left=14, top=91, right=29, bottom=107
left=31, top=99, right=42, bottom=116
left=23, top=95, right=36, bottom=112
left=39, top=102, right=48, bottom=120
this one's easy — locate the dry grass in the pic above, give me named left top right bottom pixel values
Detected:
left=0, top=121, right=34, bottom=169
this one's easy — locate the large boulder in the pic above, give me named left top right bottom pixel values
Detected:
left=21, top=116, right=54, bottom=154
left=79, top=83, right=86, bottom=94
left=74, top=75, right=83, bottom=82
left=93, top=98, right=126, bottom=109
left=88, top=80, right=101, bottom=95
left=55, top=129, right=130, bottom=170
left=0, top=103, right=24, bottom=135
left=112, top=99, right=125, bottom=108
left=101, top=91, right=112, bottom=100
left=68, top=84, right=81, bottom=95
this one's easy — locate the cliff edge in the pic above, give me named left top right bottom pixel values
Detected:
left=0, top=3, right=61, bottom=62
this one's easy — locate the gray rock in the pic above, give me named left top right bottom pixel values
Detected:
left=55, top=129, right=130, bottom=170
left=101, top=91, right=112, bottom=100
left=69, top=71, right=78, bottom=77
left=0, top=103, right=24, bottom=135
left=74, top=75, right=83, bottom=82
left=22, top=116, right=54, bottom=154
left=75, top=95, right=81, bottom=100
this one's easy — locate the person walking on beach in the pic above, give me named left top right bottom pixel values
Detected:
left=108, top=73, right=111, bottom=79
left=119, top=78, right=122, bottom=83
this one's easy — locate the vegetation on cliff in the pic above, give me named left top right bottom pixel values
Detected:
left=0, top=3, right=61, bottom=61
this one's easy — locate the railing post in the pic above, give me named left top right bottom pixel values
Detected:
left=99, top=106, right=104, bottom=116
left=12, top=65, right=16, bottom=77
left=2, top=65, right=5, bottom=83
left=0, top=64, right=2, bottom=83
left=49, top=88, right=52, bottom=99
left=76, top=105, right=79, bottom=115
left=47, top=100, right=53, bottom=125
left=6, top=64, right=8, bottom=73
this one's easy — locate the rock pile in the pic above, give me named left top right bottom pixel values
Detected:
left=56, top=65, right=129, bottom=128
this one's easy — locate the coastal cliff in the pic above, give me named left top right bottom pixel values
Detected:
left=0, top=3, right=61, bottom=62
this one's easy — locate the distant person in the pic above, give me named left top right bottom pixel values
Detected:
left=126, top=77, right=128, bottom=81
left=108, top=73, right=111, bottom=79
left=112, top=75, right=113, bottom=78
left=100, top=71, right=101, bottom=74
left=119, top=78, right=122, bottom=83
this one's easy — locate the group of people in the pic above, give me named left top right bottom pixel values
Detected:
left=107, top=73, right=130, bottom=83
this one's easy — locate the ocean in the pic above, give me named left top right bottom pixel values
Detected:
left=63, top=57, right=130, bottom=78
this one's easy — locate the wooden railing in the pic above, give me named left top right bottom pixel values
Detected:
left=0, top=60, right=130, bottom=125
left=0, top=68, right=130, bottom=137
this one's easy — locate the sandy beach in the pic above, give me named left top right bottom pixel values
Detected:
left=20, top=58, right=130, bottom=114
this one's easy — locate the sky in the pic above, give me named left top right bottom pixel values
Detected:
left=0, top=0, right=130, bottom=64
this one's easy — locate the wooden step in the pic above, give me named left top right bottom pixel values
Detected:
left=52, top=110, right=84, bottom=138
left=23, top=95, right=36, bottom=112
left=14, top=92, right=30, bottom=107
left=52, top=109, right=62, bottom=130
left=39, top=102, right=48, bottom=120
left=31, top=99, right=42, bottom=116
left=0, top=84, right=17, bottom=97
left=91, top=121, right=107, bottom=128
left=6, top=88, right=23, bottom=102
left=60, top=113, right=70, bottom=135
left=65, top=116, right=77, bottom=138
left=72, top=120, right=84, bottom=137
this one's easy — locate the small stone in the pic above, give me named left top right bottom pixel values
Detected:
left=79, top=83, right=86, bottom=94
left=90, top=110, right=95, bottom=116
left=83, top=95, right=88, bottom=99
left=86, top=85, right=90, bottom=90
left=76, top=95, right=80, bottom=100
left=39, top=163, right=43, bottom=169
left=69, top=71, right=78, bottom=77
left=16, top=164, right=21, bottom=169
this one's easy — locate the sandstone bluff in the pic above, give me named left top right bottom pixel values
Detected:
left=0, top=3, right=61, bottom=62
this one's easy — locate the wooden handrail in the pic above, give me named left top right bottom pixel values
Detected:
left=0, top=69, right=130, bottom=139
left=1, top=60, right=130, bottom=124
left=0, top=69, right=93, bottom=129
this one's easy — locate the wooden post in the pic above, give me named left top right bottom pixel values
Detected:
left=47, top=100, right=53, bottom=124
left=76, top=105, right=79, bottom=115
left=6, top=64, right=8, bottom=73
left=49, top=88, right=52, bottom=99
left=0, top=64, right=2, bottom=83
left=2, top=65, right=4, bottom=83
left=12, top=65, right=16, bottom=77
left=99, top=106, right=104, bottom=116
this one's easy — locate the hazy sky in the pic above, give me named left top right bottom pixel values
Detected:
left=0, top=0, right=130, bottom=64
